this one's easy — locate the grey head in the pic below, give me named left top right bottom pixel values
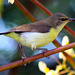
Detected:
left=47, top=13, right=69, bottom=28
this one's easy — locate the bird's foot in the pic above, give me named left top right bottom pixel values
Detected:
left=21, top=56, right=27, bottom=66
left=18, top=44, right=27, bottom=66
left=33, top=48, right=50, bottom=59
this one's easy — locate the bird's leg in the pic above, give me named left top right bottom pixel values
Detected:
left=18, top=44, right=26, bottom=65
left=33, top=48, right=50, bottom=59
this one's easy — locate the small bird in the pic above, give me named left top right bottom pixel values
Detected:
left=0, top=13, right=75, bottom=58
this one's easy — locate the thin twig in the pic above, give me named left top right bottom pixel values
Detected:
left=52, top=56, right=61, bottom=65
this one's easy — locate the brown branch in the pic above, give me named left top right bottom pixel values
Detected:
left=14, top=0, right=37, bottom=22
left=0, top=42, right=75, bottom=72
left=64, top=26, right=75, bottom=37
left=62, top=51, right=75, bottom=69
left=31, top=0, right=52, bottom=15
left=52, top=56, right=61, bottom=65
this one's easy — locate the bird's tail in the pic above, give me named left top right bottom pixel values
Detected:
left=0, top=32, right=10, bottom=35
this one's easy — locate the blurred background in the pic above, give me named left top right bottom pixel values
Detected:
left=0, top=0, right=75, bottom=75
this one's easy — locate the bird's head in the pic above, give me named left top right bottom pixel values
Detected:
left=48, top=13, right=75, bottom=28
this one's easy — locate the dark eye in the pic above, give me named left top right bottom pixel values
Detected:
left=61, top=18, right=68, bottom=21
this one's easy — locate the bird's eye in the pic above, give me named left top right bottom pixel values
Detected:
left=61, top=18, right=68, bottom=21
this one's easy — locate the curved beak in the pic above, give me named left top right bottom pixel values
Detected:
left=68, top=18, right=75, bottom=21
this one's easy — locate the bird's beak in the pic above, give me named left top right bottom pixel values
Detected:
left=68, top=18, right=75, bottom=21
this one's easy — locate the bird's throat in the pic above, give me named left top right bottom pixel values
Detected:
left=56, top=21, right=69, bottom=34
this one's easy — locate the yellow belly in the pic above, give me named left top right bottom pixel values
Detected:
left=5, top=28, right=58, bottom=49
left=20, top=28, right=58, bottom=49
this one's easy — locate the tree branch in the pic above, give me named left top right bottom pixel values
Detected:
left=14, top=0, right=37, bottom=22
left=0, top=42, right=75, bottom=72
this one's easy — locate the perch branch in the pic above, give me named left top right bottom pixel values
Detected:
left=0, top=42, right=75, bottom=72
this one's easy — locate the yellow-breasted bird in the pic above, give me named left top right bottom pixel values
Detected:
left=0, top=13, right=75, bottom=59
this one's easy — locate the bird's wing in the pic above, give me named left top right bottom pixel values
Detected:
left=8, top=20, right=51, bottom=33
left=9, top=24, right=32, bottom=33
left=0, top=24, right=31, bottom=35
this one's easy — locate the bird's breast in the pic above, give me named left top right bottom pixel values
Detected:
left=20, top=28, right=57, bottom=49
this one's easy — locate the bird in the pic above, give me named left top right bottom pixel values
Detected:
left=0, top=13, right=75, bottom=59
